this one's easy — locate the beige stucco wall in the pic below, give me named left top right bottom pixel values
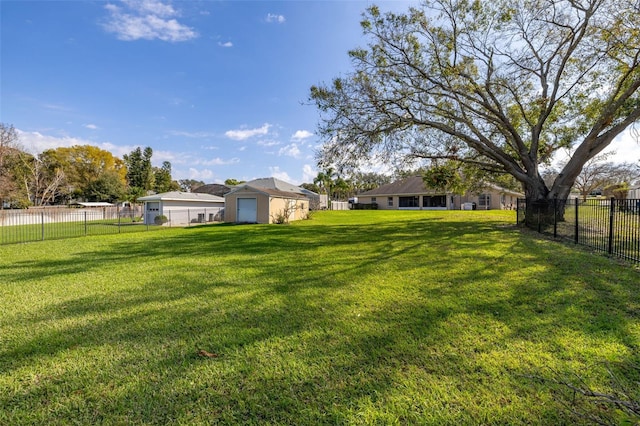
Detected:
left=357, top=195, right=451, bottom=210
left=224, top=188, right=269, bottom=223
left=268, top=197, right=309, bottom=222
left=457, top=190, right=520, bottom=210
left=359, top=190, right=521, bottom=211
left=225, top=187, right=309, bottom=224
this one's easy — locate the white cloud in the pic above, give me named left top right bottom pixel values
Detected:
left=197, top=157, right=240, bottom=166
left=84, top=124, right=98, bottom=130
left=225, top=123, right=271, bottom=141
left=269, top=166, right=293, bottom=183
left=302, top=164, right=317, bottom=183
left=103, top=1, right=197, bottom=42
left=603, top=129, right=640, bottom=164
left=16, top=130, right=82, bottom=153
left=291, top=130, right=313, bottom=142
left=217, top=41, right=233, bottom=48
left=257, top=139, right=280, bottom=147
left=168, top=130, right=215, bottom=138
left=266, top=13, right=285, bottom=24
left=188, top=168, right=214, bottom=180
left=278, top=143, right=301, bottom=159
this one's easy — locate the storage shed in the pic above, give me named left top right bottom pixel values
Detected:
left=138, top=191, right=225, bottom=226
left=224, top=185, right=309, bottom=224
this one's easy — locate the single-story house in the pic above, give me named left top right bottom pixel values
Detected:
left=357, top=176, right=523, bottom=210
left=629, top=186, right=640, bottom=199
left=456, top=183, right=523, bottom=210
left=224, top=182, right=309, bottom=224
left=138, top=191, right=225, bottom=226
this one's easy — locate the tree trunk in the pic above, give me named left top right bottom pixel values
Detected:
left=523, top=178, right=564, bottom=228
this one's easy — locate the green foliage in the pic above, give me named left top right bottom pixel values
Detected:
left=123, top=147, right=154, bottom=192
left=224, top=178, right=245, bottom=186
left=310, top=0, right=640, bottom=205
left=84, top=171, right=126, bottom=203
left=153, top=214, right=168, bottom=225
left=152, top=161, right=174, bottom=194
left=178, top=179, right=205, bottom=192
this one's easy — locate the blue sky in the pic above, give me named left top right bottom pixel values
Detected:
left=2, top=0, right=417, bottom=185
left=2, top=0, right=638, bottom=186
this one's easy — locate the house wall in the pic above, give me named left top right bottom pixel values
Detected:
left=458, top=190, right=520, bottom=210
left=160, top=200, right=224, bottom=225
left=224, top=188, right=268, bottom=223
left=144, top=200, right=224, bottom=225
left=225, top=188, right=309, bottom=224
left=268, top=197, right=309, bottom=223
left=358, top=194, right=451, bottom=210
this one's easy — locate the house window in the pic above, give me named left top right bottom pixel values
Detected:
left=423, top=195, right=446, bottom=208
left=479, top=194, right=490, bottom=208
left=387, top=197, right=393, bottom=207
left=399, top=196, right=420, bottom=208
left=371, top=197, right=376, bottom=203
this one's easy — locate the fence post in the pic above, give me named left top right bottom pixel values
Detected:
left=573, top=197, right=580, bottom=244
left=84, top=211, right=88, bottom=236
left=553, top=196, right=557, bottom=238
left=118, top=205, right=121, bottom=233
left=608, top=197, right=615, bottom=255
left=41, top=211, right=45, bottom=241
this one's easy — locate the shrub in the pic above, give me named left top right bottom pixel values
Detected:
left=154, top=214, right=168, bottom=225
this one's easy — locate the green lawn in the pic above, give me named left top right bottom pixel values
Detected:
left=1, top=210, right=638, bottom=425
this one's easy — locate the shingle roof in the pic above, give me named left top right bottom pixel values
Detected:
left=226, top=185, right=308, bottom=199
left=193, top=184, right=232, bottom=197
left=244, top=177, right=305, bottom=194
left=138, top=192, right=225, bottom=202
left=359, top=176, right=441, bottom=196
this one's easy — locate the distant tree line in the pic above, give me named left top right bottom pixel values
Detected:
left=0, top=122, right=179, bottom=208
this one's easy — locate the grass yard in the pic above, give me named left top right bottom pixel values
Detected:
left=1, top=210, right=638, bottom=425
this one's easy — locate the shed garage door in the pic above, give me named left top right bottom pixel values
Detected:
left=237, top=198, right=257, bottom=223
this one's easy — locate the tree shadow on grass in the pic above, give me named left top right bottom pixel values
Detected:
left=2, top=214, right=639, bottom=424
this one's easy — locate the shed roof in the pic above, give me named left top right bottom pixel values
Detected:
left=226, top=185, right=308, bottom=200
left=138, top=191, right=225, bottom=202
left=244, top=177, right=305, bottom=194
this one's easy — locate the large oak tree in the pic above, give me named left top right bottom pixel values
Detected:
left=310, top=0, right=640, bottom=218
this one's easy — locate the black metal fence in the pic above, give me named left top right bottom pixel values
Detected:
left=0, top=206, right=228, bottom=245
left=517, top=198, right=640, bottom=264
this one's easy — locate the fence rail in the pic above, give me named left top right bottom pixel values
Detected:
left=517, top=198, right=640, bottom=264
left=0, top=206, right=222, bottom=245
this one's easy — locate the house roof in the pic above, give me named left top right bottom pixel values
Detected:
left=244, top=177, right=306, bottom=194
left=359, top=176, right=525, bottom=197
left=226, top=185, right=308, bottom=200
left=193, top=183, right=232, bottom=197
left=138, top=191, right=225, bottom=203
left=359, top=176, right=443, bottom=196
